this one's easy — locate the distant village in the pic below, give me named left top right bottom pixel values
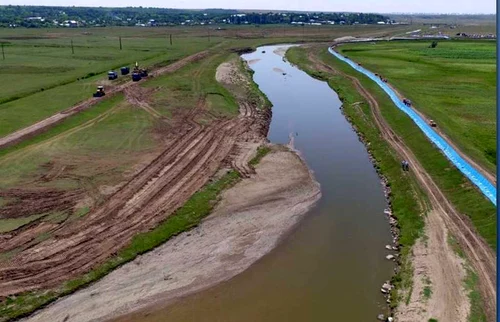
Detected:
left=0, top=6, right=496, bottom=41
left=1, top=7, right=392, bottom=28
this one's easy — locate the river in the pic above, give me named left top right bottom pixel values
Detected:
left=121, top=44, right=394, bottom=321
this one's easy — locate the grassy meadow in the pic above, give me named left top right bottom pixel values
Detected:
left=338, top=40, right=496, bottom=173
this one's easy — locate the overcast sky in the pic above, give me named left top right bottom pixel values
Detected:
left=0, top=0, right=496, bottom=14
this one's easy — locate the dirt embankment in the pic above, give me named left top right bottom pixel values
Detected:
left=23, top=146, right=321, bottom=322
left=307, top=48, right=495, bottom=321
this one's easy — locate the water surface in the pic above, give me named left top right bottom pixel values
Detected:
left=122, top=44, right=394, bottom=321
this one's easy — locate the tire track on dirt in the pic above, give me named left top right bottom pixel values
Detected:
left=311, top=51, right=496, bottom=321
left=0, top=81, right=266, bottom=299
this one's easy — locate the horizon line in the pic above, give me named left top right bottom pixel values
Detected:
left=0, top=4, right=496, bottom=15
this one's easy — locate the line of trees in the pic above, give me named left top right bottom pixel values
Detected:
left=0, top=6, right=391, bottom=28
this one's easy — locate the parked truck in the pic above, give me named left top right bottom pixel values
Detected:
left=120, top=67, right=130, bottom=75
left=108, top=71, right=118, bottom=80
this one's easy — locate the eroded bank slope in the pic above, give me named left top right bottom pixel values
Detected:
left=24, top=145, right=321, bottom=322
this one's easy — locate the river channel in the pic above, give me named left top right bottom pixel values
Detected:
left=121, top=44, right=394, bottom=321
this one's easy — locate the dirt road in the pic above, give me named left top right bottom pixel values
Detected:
left=309, top=49, right=496, bottom=321
left=22, top=146, right=321, bottom=322
left=396, top=210, right=469, bottom=322
left=0, top=50, right=210, bottom=150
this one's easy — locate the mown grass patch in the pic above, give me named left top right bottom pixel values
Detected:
left=0, top=95, right=159, bottom=191
left=0, top=94, right=124, bottom=159
left=145, top=51, right=239, bottom=117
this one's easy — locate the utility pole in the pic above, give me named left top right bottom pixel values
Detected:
left=1, top=43, right=5, bottom=60
left=71, top=39, right=74, bottom=54
left=208, top=28, right=211, bottom=42
left=170, top=34, right=172, bottom=45
left=302, top=23, right=305, bottom=41
left=119, top=36, right=122, bottom=50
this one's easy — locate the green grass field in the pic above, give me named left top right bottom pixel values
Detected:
left=144, top=51, right=239, bottom=117
left=338, top=40, right=496, bottom=173
left=0, top=32, right=222, bottom=137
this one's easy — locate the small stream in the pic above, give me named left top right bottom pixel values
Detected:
left=127, top=45, right=394, bottom=321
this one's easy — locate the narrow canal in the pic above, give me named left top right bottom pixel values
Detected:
left=127, top=44, right=394, bottom=321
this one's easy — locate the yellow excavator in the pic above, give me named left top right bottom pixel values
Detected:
left=132, top=62, right=148, bottom=82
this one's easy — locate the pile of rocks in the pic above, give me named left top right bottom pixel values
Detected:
left=377, top=314, right=394, bottom=322
left=384, top=208, right=400, bottom=248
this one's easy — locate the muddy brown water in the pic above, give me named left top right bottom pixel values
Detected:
left=120, top=45, right=394, bottom=321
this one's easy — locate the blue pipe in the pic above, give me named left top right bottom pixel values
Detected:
left=328, top=47, right=496, bottom=206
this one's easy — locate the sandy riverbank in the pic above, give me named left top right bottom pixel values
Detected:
left=23, top=145, right=321, bottom=322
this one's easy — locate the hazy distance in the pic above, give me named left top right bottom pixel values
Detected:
left=1, top=0, right=496, bottom=14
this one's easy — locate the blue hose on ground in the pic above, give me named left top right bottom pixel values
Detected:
left=328, top=47, right=496, bottom=206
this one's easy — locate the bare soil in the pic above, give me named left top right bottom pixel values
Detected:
left=309, top=48, right=496, bottom=321
left=273, top=46, right=288, bottom=57
left=396, top=210, right=469, bottom=322
left=0, top=188, right=81, bottom=219
left=22, top=146, right=321, bottom=322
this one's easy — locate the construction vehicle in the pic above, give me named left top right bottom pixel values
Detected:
left=120, top=67, right=130, bottom=75
left=108, top=71, right=118, bottom=80
left=131, top=62, right=148, bottom=82
left=132, top=72, right=141, bottom=82
left=93, top=86, right=105, bottom=98
left=429, top=119, right=437, bottom=127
